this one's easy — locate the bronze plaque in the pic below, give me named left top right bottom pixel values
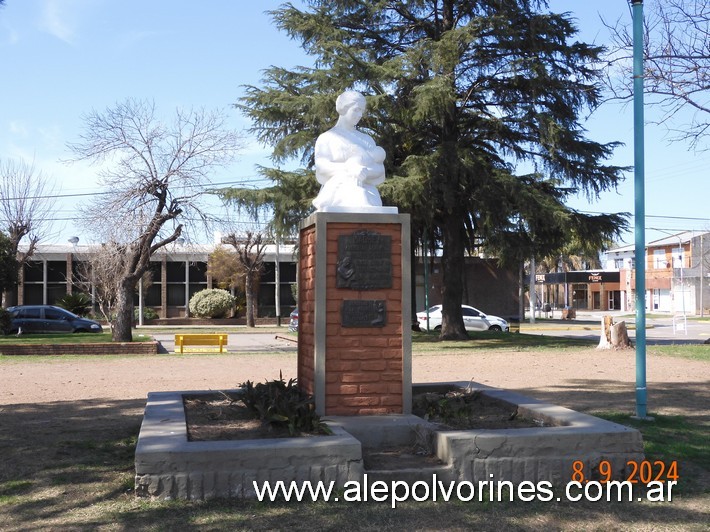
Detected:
left=336, top=230, right=392, bottom=290
left=341, top=300, right=386, bottom=328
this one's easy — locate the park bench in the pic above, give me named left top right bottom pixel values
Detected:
left=174, top=333, right=229, bottom=354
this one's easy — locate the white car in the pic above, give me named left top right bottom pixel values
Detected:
left=416, top=305, right=509, bottom=332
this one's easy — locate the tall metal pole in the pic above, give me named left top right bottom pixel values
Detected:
left=701, top=235, right=705, bottom=317
left=631, top=0, right=649, bottom=419
left=423, top=229, right=430, bottom=331
left=275, top=240, right=281, bottom=326
left=529, top=256, right=536, bottom=324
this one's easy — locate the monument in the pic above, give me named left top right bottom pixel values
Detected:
left=311, top=90, right=397, bottom=213
left=298, top=90, right=411, bottom=415
left=134, top=90, right=645, bottom=500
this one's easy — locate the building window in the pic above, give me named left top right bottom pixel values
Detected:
left=672, top=247, right=684, bottom=268
left=653, top=249, right=667, bottom=269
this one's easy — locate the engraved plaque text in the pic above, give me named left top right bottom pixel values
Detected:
left=341, top=300, right=387, bottom=328
left=337, top=230, right=392, bottom=290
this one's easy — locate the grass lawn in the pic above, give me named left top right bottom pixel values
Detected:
left=413, top=329, right=598, bottom=351
left=1, top=402, right=706, bottom=530
left=648, top=344, right=710, bottom=362
left=0, top=332, right=154, bottom=344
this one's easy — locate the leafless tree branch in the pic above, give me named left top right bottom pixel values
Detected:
left=68, top=98, right=242, bottom=340
left=602, top=0, right=710, bottom=150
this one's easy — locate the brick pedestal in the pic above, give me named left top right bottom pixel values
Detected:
left=297, top=212, right=412, bottom=416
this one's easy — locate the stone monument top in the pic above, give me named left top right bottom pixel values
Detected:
left=312, top=90, right=398, bottom=214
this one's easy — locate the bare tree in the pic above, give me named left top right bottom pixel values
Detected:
left=603, top=0, right=710, bottom=150
left=0, top=158, right=58, bottom=306
left=69, top=99, right=241, bottom=341
left=222, top=231, right=266, bottom=328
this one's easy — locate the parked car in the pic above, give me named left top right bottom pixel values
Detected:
left=416, top=305, right=509, bottom=332
left=288, top=308, right=298, bottom=332
left=7, top=305, right=103, bottom=334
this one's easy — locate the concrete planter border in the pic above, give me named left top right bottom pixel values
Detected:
left=135, top=383, right=644, bottom=499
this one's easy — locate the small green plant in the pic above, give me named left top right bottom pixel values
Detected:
left=413, top=389, right=483, bottom=422
left=189, top=289, right=236, bottom=318
left=0, top=308, right=12, bottom=335
left=133, top=306, right=159, bottom=321
left=239, top=373, right=330, bottom=436
left=56, top=292, right=92, bottom=316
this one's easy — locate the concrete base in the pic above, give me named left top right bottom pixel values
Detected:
left=135, top=383, right=644, bottom=499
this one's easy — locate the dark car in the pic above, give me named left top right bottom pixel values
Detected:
left=7, top=305, right=103, bottom=334
left=288, top=308, right=298, bottom=332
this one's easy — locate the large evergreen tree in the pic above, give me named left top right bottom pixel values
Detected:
left=222, top=0, right=627, bottom=339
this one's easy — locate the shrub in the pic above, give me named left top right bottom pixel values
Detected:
left=134, top=306, right=159, bottom=321
left=0, top=308, right=12, bottom=335
left=240, top=373, right=330, bottom=436
left=188, top=288, right=236, bottom=318
left=56, top=292, right=92, bottom=316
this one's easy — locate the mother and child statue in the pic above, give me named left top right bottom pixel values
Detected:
left=312, top=90, right=395, bottom=213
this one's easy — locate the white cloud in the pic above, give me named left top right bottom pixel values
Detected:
left=8, top=121, right=29, bottom=138
left=1, top=21, right=20, bottom=45
left=39, top=0, right=77, bottom=43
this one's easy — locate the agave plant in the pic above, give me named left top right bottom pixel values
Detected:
left=55, top=292, right=93, bottom=317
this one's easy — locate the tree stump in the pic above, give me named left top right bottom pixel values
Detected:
left=598, top=315, right=632, bottom=349
left=611, top=321, right=632, bottom=348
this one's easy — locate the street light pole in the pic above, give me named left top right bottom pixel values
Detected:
left=631, top=0, right=649, bottom=420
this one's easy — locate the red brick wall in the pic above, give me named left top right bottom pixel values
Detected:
left=0, top=342, right=159, bottom=356
left=297, top=225, right=316, bottom=396
left=328, top=222, right=404, bottom=415
left=298, top=218, right=406, bottom=415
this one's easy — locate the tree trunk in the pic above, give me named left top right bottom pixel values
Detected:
left=245, top=273, right=255, bottom=328
left=113, top=280, right=134, bottom=342
left=439, top=211, right=468, bottom=340
left=597, top=315, right=614, bottom=349
left=611, top=321, right=632, bottom=349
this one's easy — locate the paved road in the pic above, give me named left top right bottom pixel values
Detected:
left=151, top=331, right=298, bottom=354
left=520, top=312, right=710, bottom=345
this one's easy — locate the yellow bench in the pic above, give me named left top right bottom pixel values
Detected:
left=174, top=333, right=228, bottom=354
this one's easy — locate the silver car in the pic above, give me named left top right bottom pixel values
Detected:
left=416, top=305, right=509, bottom=332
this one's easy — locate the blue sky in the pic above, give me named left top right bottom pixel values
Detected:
left=1, top=0, right=708, bottom=246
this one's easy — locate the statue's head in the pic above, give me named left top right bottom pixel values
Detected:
left=335, top=90, right=366, bottom=116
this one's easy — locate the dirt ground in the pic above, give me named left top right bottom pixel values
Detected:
left=0, top=346, right=708, bottom=444
left=0, top=347, right=708, bottom=420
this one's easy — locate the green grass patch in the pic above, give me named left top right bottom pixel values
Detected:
left=0, top=480, right=33, bottom=505
left=412, top=329, right=596, bottom=352
left=648, top=344, right=710, bottom=362
left=595, top=413, right=709, bottom=470
left=593, top=412, right=709, bottom=495
left=0, top=332, right=153, bottom=344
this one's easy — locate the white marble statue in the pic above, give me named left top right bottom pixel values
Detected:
left=312, top=91, right=389, bottom=212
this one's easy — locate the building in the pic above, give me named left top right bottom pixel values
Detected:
left=617, top=231, right=709, bottom=316
left=535, top=231, right=710, bottom=315
left=414, top=256, right=520, bottom=320
left=13, top=242, right=298, bottom=320
left=11, top=241, right=521, bottom=322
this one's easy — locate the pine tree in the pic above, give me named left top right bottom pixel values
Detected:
left=222, top=0, right=628, bottom=339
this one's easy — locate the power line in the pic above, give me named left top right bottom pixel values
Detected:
left=0, top=177, right=272, bottom=202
